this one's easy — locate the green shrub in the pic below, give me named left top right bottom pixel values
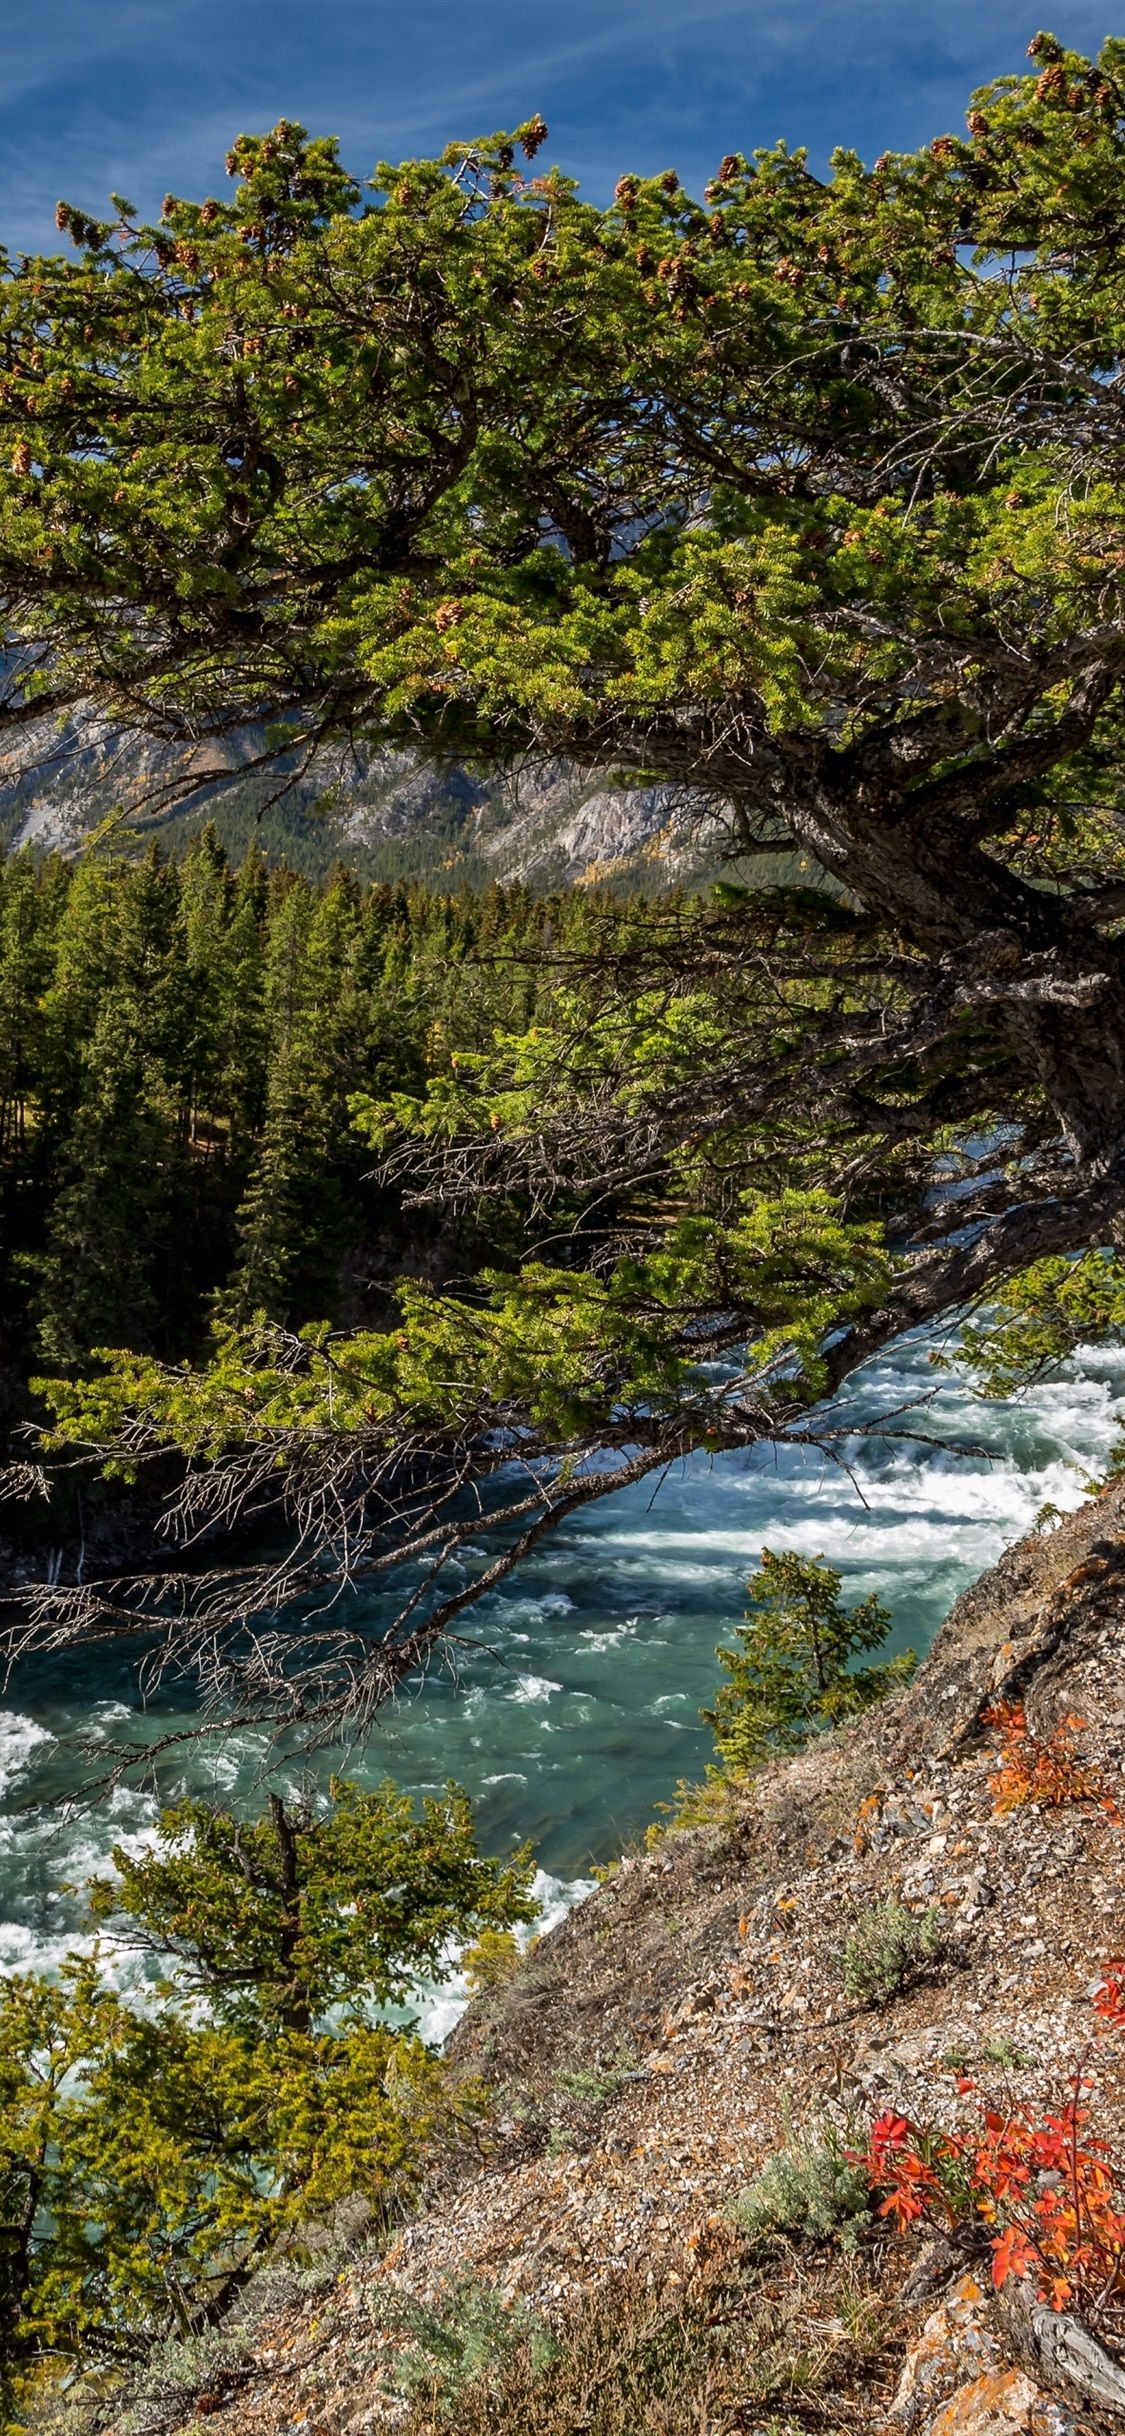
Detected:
left=730, top=2120, right=871, bottom=2252
left=554, top=2045, right=639, bottom=2107
left=116, top=2330, right=253, bottom=2434
left=463, top=1927, right=525, bottom=1997
left=392, top=2258, right=892, bottom=2435
left=841, top=1899, right=942, bottom=2006
left=374, top=2274, right=557, bottom=2405
left=647, top=1764, right=748, bottom=1840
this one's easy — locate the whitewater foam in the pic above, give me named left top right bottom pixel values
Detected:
left=0, top=1713, right=52, bottom=1798
left=507, top=1673, right=564, bottom=1704
left=3, top=1325, right=1125, bottom=1906
left=408, top=1865, right=596, bottom=2047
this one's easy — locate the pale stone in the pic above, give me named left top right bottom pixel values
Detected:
left=891, top=2275, right=998, bottom=2430
left=927, top=2368, right=1046, bottom=2436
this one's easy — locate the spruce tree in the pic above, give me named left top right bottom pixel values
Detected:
left=704, top=1550, right=916, bottom=1773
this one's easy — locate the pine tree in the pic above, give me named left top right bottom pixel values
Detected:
left=1, top=1780, right=536, bottom=2412
left=222, top=872, right=361, bottom=1322
left=0, top=853, right=62, bottom=1376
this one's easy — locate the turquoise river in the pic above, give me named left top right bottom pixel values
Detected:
left=2, top=1324, right=1125, bottom=2032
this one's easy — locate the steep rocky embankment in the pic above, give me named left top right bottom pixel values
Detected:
left=130, top=1485, right=1125, bottom=2436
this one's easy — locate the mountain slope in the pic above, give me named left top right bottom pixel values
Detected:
left=116, top=1484, right=1125, bottom=2435
left=0, top=715, right=721, bottom=889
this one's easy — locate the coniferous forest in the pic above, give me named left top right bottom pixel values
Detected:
left=0, top=835, right=632, bottom=1442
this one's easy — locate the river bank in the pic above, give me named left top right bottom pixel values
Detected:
left=119, top=1444, right=1125, bottom=2434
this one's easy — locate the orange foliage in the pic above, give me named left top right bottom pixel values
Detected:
left=861, top=2087, right=1125, bottom=2313
left=859, top=1972, right=1125, bottom=2319
left=853, top=1791, right=883, bottom=1854
left=982, top=1699, right=1121, bottom=1821
left=1093, top=1961, right=1125, bottom=2036
left=856, top=1705, right=1125, bottom=2329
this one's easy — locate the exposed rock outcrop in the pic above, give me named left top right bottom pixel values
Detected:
left=0, top=715, right=719, bottom=889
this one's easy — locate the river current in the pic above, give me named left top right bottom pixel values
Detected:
left=2, top=1325, right=1125, bottom=2029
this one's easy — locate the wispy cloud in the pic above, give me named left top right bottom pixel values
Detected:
left=0, top=0, right=1112, bottom=252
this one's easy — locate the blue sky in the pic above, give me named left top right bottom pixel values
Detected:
left=1, top=0, right=1115, bottom=253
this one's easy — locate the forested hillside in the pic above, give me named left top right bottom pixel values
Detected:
left=0, top=834, right=640, bottom=1426
left=0, top=720, right=711, bottom=891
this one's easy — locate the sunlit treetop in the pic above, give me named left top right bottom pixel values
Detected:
left=1, top=39, right=1123, bottom=806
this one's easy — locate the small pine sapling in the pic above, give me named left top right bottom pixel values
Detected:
left=704, top=1549, right=916, bottom=1775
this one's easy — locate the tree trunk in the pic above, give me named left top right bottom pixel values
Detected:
left=787, top=774, right=1125, bottom=1173
left=268, top=1794, right=311, bottom=2038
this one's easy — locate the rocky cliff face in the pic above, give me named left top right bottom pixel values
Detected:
left=114, top=1487, right=1125, bottom=2435
left=0, top=714, right=715, bottom=889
